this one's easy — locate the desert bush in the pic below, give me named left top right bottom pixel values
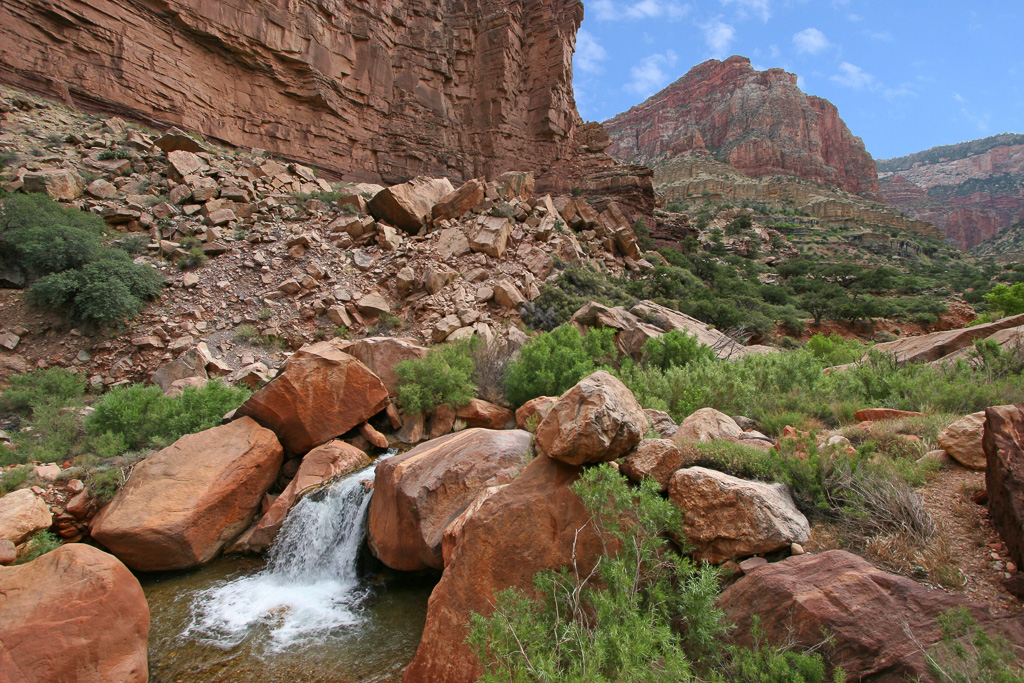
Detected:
left=0, top=193, right=107, bottom=276
left=640, top=329, right=715, bottom=371
left=0, top=465, right=31, bottom=495
left=805, top=333, right=867, bottom=367
left=177, top=247, right=208, bottom=270
left=504, top=325, right=616, bottom=407
left=471, top=338, right=517, bottom=406
left=85, top=380, right=250, bottom=452
left=0, top=367, right=86, bottom=415
left=983, top=282, right=1024, bottom=317
left=16, top=530, right=61, bottom=564
left=925, top=607, right=1024, bottom=682
left=395, top=339, right=477, bottom=415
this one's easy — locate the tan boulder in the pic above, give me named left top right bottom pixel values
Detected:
left=368, top=428, right=533, bottom=571
left=403, top=454, right=605, bottom=683
left=619, top=438, right=690, bottom=491
left=644, top=408, right=678, bottom=438
left=454, top=398, right=515, bottom=430
left=672, top=407, right=743, bottom=444
left=22, top=169, right=84, bottom=200
left=469, top=216, right=511, bottom=258
left=336, top=336, right=429, bottom=396
left=151, top=344, right=211, bottom=392
left=366, top=176, right=454, bottom=233
left=629, top=301, right=749, bottom=359
left=514, top=395, right=557, bottom=430
left=872, top=313, right=1024, bottom=364
left=90, top=417, right=283, bottom=571
left=0, top=489, right=52, bottom=545
left=356, top=291, right=391, bottom=316
left=436, top=226, right=472, bottom=259
left=0, top=544, right=149, bottom=683
left=233, top=440, right=370, bottom=553
left=492, top=280, right=525, bottom=308
left=0, top=539, right=15, bottom=565
left=668, top=466, right=810, bottom=563
left=534, top=371, right=646, bottom=465
left=235, top=341, right=389, bottom=455
left=432, top=179, right=485, bottom=222
left=718, top=550, right=1024, bottom=680
left=167, top=149, right=205, bottom=178
left=938, top=411, right=990, bottom=470
left=494, top=171, right=535, bottom=201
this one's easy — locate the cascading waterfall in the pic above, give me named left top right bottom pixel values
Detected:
left=183, top=458, right=384, bottom=652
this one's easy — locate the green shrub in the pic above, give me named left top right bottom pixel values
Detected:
left=0, top=465, right=31, bottom=495
left=98, top=146, right=132, bottom=160
left=395, top=340, right=477, bottom=415
left=0, top=367, right=86, bottom=415
left=640, top=329, right=714, bottom=371
left=177, top=247, right=208, bottom=270
left=85, top=380, right=250, bottom=452
left=16, top=530, right=61, bottom=564
left=0, top=193, right=107, bottom=276
left=925, top=607, right=1024, bottom=682
left=12, top=402, right=83, bottom=464
left=805, top=333, right=868, bottom=367
left=86, top=466, right=124, bottom=503
left=504, top=325, right=616, bottom=407
left=983, top=282, right=1024, bottom=316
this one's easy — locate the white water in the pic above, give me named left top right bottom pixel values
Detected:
left=183, top=460, right=381, bottom=652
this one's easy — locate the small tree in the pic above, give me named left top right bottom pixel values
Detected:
left=395, top=339, right=477, bottom=415
left=984, top=282, right=1024, bottom=317
left=504, top=325, right=616, bottom=407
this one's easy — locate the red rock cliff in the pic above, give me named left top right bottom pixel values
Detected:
left=603, top=56, right=879, bottom=197
left=879, top=135, right=1024, bottom=249
left=0, top=0, right=587, bottom=188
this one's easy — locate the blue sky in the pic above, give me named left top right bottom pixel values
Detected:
left=573, top=0, right=1024, bottom=160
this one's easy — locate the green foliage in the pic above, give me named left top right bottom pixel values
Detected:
left=0, top=193, right=107, bottom=276
left=504, top=325, right=616, bottom=407
left=926, top=607, right=1024, bottom=683
left=984, top=282, right=1024, bottom=316
left=16, top=530, right=61, bottom=564
left=177, top=247, right=208, bottom=270
left=0, top=367, right=86, bottom=416
left=520, top=265, right=635, bottom=331
left=805, top=333, right=868, bottom=367
left=641, top=329, right=714, bottom=371
left=98, top=146, right=132, bottom=160
left=85, top=380, right=251, bottom=452
left=571, top=186, right=583, bottom=197
left=0, top=465, right=30, bottom=495
left=633, top=217, right=654, bottom=251
left=85, top=466, right=124, bottom=504
left=726, top=214, right=753, bottom=235
left=395, top=339, right=477, bottom=415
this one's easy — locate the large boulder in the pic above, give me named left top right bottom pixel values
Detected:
left=0, top=544, right=149, bottom=683
left=668, top=467, right=809, bottom=563
left=515, top=395, right=556, bottom=430
left=534, top=371, right=646, bottom=465
left=718, top=550, right=1024, bottom=681
left=629, top=301, right=749, bottom=359
left=0, top=489, right=52, bottom=545
left=22, top=169, right=84, bottom=200
left=432, top=179, right=485, bottom=222
left=871, top=313, right=1024, bottom=364
left=937, top=411, right=989, bottom=470
left=455, top=398, right=514, bottom=429
left=619, top=438, right=689, bottom=491
left=469, top=216, right=511, bottom=258
left=403, top=454, right=605, bottom=683
left=235, top=340, right=389, bottom=455
left=369, top=429, right=533, bottom=571
left=90, top=417, right=283, bottom=571
left=150, top=344, right=211, bottom=392
left=336, top=336, right=429, bottom=396
left=367, top=176, right=455, bottom=233
left=233, top=440, right=370, bottom=553
left=672, top=407, right=743, bottom=445
left=984, top=405, right=1024, bottom=568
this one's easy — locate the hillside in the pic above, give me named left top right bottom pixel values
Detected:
left=879, top=133, right=1024, bottom=249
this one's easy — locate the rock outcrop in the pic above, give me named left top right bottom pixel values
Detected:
left=0, top=0, right=597, bottom=191
left=879, top=134, right=1024, bottom=249
left=672, top=407, right=743, bottom=445
left=90, top=417, right=283, bottom=571
left=0, top=544, right=149, bottom=683
left=718, top=550, right=1024, bottom=680
left=938, top=411, right=989, bottom=470
left=870, top=313, right=1024, bottom=364
left=404, top=454, right=604, bottom=683
left=235, top=340, right=389, bottom=455
left=0, top=488, right=52, bottom=545
left=603, top=56, right=878, bottom=197
left=368, top=428, right=533, bottom=572
left=984, top=405, right=1024, bottom=567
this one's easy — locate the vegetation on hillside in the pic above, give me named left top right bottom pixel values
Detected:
left=877, top=133, right=1024, bottom=173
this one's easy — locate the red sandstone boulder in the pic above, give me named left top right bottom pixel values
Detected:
left=90, top=417, right=283, bottom=571
left=672, top=407, right=743, bottom=444
left=22, top=169, right=84, bottom=200
left=853, top=408, right=923, bottom=422
left=515, top=395, right=557, bottom=430
left=233, top=440, right=370, bottom=553
left=367, top=176, right=455, bottom=233
left=336, top=336, right=429, bottom=396
left=369, top=429, right=533, bottom=571
left=403, top=454, right=606, bottom=683
left=235, top=340, right=389, bottom=455
left=984, top=405, right=1024, bottom=568
left=938, top=411, right=990, bottom=470
left=871, top=313, right=1024, bottom=364
left=432, top=178, right=485, bottom=222
left=534, top=371, right=646, bottom=465
left=0, top=544, right=149, bottom=682
left=718, top=550, right=1024, bottom=681
left=668, top=467, right=809, bottom=563
left=619, top=438, right=689, bottom=491
left=0, top=489, right=52, bottom=545
left=440, top=484, right=506, bottom=568
left=455, top=398, right=515, bottom=429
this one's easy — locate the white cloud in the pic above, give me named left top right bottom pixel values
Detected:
left=830, top=62, right=874, bottom=89
left=719, top=0, right=771, bottom=22
left=793, top=28, right=830, bottom=54
left=864, top=29, right=893, bottom=42
left=702, top=20, right=736, bottom=58
left=624, top=50, right=679, bottom=96
left=589, top=0, right=691, bottom=21
left=952, top=92, right=966, bottom=103
left=575, top=30, right=607, bottom=74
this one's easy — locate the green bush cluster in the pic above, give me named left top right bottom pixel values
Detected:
left=0, top=194, right=163, bottom=326
left=504, top=325, right=616, bottom=407
left=395, top=339, right=477, bottom=415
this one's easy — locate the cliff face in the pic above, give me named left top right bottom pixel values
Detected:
left=879, top=135, right=1024, bottom=249
left=602, top=56, right=879, bottom=197
left=0, top=0, right=587, bottom=188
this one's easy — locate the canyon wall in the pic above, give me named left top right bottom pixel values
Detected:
left=879, top=135, right=1024, bottom=249
left=0, top=0, right=589, bottom=189
left=603, top=56, right=878, bottom=197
